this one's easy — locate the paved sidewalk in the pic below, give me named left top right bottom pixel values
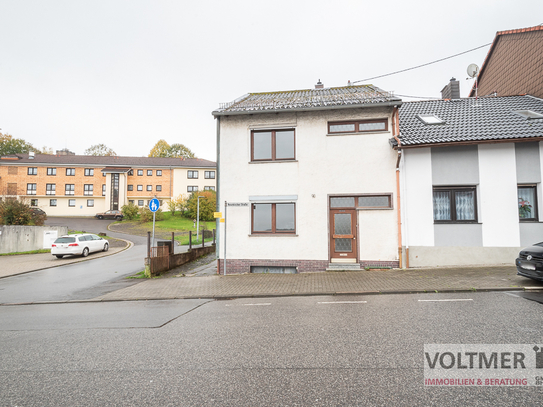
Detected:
left=91, top=265, right=543, bottom=302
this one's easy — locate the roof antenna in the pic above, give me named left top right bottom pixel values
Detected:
left=467, top=63, right=479, bottom=106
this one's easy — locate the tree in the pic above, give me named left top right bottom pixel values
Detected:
left=38, top=146, right=53, bottom=155
left=148, top=139, right=195, bottom=159
left=84, top=144, right=117, bottom=156
left=186, top=191, right=216, bottom=221
left=0, top=132, right=37, bottom=155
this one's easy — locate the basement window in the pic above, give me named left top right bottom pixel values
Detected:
left=251, top=266, right=297, bottom=274
left=417, top=114, right=445, bottom=125
left=513, top=110, right=543, bottom=120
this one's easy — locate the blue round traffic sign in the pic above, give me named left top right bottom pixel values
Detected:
left=149, top=198, right=160, bottom=213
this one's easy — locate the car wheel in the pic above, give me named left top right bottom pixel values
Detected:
left=82, top=247, right=89, bottom=257
left=98, top=215, right=104, bottom=220
left=55, top=255, right=64, bottom=259
left=115, top=216, right=122, bottom=220
left=103, top=243, right=109, bottom=252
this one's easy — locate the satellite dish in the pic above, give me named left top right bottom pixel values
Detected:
left=467, top=63, right=479, bottom=78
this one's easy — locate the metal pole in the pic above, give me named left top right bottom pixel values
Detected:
left=152, top=211, right=156, bottom=249
left=196, top=195, right=200, bottom=242
left=224, top=200, right=227, bottom=276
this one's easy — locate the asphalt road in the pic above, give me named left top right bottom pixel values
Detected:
left=0, top=217, right=147, bottom=303
left=1, top=292, right=542, bottom=406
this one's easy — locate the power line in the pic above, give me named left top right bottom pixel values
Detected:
left=352, top=43, right=492, bottom=84
left=394, top=94, right=442, bottom=100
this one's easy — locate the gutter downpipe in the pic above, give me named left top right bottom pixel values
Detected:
left=392, top=107, right=404, bottom=269
left=215, top=116, right=221, bottom=275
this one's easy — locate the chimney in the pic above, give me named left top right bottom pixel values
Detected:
left=315, top=79, right=324, bottom=89
left=441, top=77, right=460, bottom=99
left=56, top=148, right=75, bottom=156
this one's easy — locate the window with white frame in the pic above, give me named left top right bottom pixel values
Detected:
left=26, top=183, right=37, bottom=195
left=518, top=185, right=538, bottom=221
left=46, top=184, right=56, bottom=195
left=252, top=203, right=296, bottom=234
left=433, top=186, right=477, bottom=223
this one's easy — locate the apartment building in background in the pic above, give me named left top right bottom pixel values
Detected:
left=0, top=153, right=216, bottom=216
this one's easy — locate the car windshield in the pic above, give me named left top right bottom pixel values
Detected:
left=55, top=237, right=76, bottom=243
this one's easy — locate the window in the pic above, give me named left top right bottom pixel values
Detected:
left=102, top=172, right=106, bottom=177
left=84, top=184, right=93, bottom=196
left=137, top=170, right=143, bottom=176
left=128, top=185, right=133, bottom=191
left=30, top=199, right=38, bottom=207
left=433, top=187, right=477, bottom=223
left=68, top=199, right=76, bottom=207
left=66, top=168, right=75, bottom=176
left=102, top=184, right=106, bottom=196
left=47, top=167, right=56, bottom=176
left=358, top=195, right=392, bottom=209
left=328, top=119, right=388, bottom=134
left=187, top=186, right=198, bottom=192
left=65, top=184, right=75, bottom=195
left=156, top=185, right=162, bottom=191
left=138, top=200, right=144, bottom=206
left=137, top=185, right=143, bottom=191
left=416, top=114, right=445, bottom=125
left=188, top=170, right=199, bottom=179
left=146, top=185, right=152, bottom=191
left=251, top=129, right=295, bottom=161
left=26, top=183, right=37, bottom=195
left=252, top=203, right=295, bottom=234
left=28, top=167, right=37, bottom=175
left=128, top=170, right=134, bottom=176
left=205, top=171, right=215, bottom=179
left=156, top=170, right=162, bottom=176
left=87, top=199, right=94, bottom=207
left=46, top=184, right=56, bottom=195
left=204, top=186, right=215, bottom=191
left=50, top=199, right=57, bottom=207
left=147, top=170, right=153, bottom=176
left=518, top=186, right=538, bottom=221
left=84, top=168, right=94, bottom=176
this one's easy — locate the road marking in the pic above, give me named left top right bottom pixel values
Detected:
left=317, top=301, right=367, bottom=304
left=225, top=303, right=271, bottom=307
left=418, top=299, right=473, bottom=302
left=503, top=292, right=520, bottom=298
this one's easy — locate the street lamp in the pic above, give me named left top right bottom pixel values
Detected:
left=196, top=195, right=205, bottom=243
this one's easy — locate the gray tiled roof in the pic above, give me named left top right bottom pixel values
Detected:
left=395, top=95, right=543, bottom=148
left=213, top=85, right=401, bottom=115
left=0, top=154, right=216, bottom=168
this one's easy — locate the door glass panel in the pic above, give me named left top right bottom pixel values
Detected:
left=335, top=238, right=352, bottom=252
left=330, top=197, right=355, bottom=208
left=334, top=213, right=351, bottom=235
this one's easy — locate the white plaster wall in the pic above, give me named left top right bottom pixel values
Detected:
left=479, top=144, right=520, bottom=246
left=538, top=141, right=543, bottom=221
left=40, top=197, right=107, bottom=216
left=219, top=107, right=399, bottom=262
left=402, top=148, right=434, bottom=246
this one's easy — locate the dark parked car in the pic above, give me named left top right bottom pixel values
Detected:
left=30, top=207, right=47, bottom=216
left=516, top=242, right=543, bottom=282
left=95, top=210, right=123, bottom=220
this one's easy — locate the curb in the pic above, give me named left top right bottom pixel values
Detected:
left=1, top=286, right=539, bottom=306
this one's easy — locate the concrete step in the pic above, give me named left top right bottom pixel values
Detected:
left=326, top=263, right=361, bottom=272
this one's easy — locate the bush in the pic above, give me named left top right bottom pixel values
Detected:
left=186, top=191, right=217, bottom=221
left=139, top=207, right=164, bottom=223
left=0, top=198, right=33, bottom=225
left=122, top=203, right=139, bottom=220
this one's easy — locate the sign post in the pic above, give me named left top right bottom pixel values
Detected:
left=149, top=198, right=160, bottom=249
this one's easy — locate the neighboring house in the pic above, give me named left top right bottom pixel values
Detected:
left=212, top=82, right=403, bottom=274
left=469, top=25, right=543, bottom=99
left=394, top=95, right=543, bottom=267
left=0, top=154, right=216, bottom=216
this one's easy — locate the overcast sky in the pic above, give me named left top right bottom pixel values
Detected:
left=1, top=0, right=541, bottom=161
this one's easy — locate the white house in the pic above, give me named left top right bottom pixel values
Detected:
left=395, top=95, right=543, bottom=267
left=213, top=82, right=403, bottom=274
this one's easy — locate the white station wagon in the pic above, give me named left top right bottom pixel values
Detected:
left=51, top=234, right=109, bottom=259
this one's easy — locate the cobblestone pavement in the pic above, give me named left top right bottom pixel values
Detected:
left=93, top=265, right=543, bottom=302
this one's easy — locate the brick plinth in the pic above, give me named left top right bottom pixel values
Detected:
left=219, top=259, right=330, bottom=275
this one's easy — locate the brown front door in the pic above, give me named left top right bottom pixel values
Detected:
left=330, top=209, right=357, bottom=262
